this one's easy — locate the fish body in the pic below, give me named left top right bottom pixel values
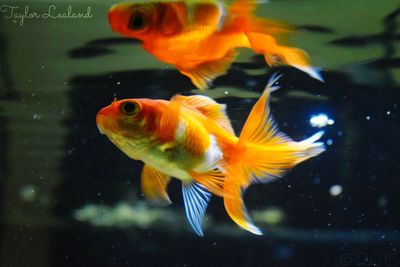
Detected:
left=108, top=1, right=322, bottom=89
left=96, top=75, right=325, bottom=235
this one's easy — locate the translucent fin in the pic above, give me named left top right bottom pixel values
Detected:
left=293, top=131, right=326, bottom=164
left=246, top=32, right=323, bottom=82
left=232, top=74, right=325, bottom=185
left=190, top=169, right=225, bottom=196
left=141, top=164, right=172, bottom=206
left=159, top=101, right=180, bottom=142
left=182, top=182, right=212, bottom=236
left=171, top=94, right=235, bottom=134
left=238, top=73, right=291, bottom=147
left=223, top=179, right=262, bottom=235
left=178, top=49, right=238, bottom=90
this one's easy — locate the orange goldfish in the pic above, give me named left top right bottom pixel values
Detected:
left=108, top=0, right=323, bottom=90
left=96, top=74, right=325, bottom=235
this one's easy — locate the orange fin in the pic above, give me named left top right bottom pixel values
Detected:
left=178, top=49, right=238, bottom=90
left=141, top=164, right=171, bottom=206
left=158, top=101, right=180, bottom=142
left=171, top=94, right=235, bottom=134
left=246, top=32, right=323, bottom=81
left=189, top=169, right=225, bottom=197
left=221, top=74, right=325, bottom=234
left=223, top=179, right=262, bottom=235
left=238, top=73, right=290, bottom=147
left=235, top=73, right=325, bottom=185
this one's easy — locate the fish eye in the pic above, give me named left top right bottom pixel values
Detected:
left=120, top=101, right=140, bottom=115
left=129, top=12, right=147, bottom=30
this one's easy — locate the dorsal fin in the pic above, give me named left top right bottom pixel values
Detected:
left=171, top=94, right=235, bottom=134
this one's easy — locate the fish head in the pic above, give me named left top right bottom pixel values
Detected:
left=96, top=98, right=156, bottom=141
left=108, top=2, right=160, bottom=40
left=108, top=2, right=184, bottom=40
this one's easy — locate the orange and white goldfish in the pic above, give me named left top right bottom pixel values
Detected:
left=96, top=74, right=325, bottom=235
left=108, top=0, right=323, bottom=90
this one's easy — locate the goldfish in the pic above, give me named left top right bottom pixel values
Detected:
left=108, top=0, right=323, bottom=90
left=96, top=74, right=325, bottom=235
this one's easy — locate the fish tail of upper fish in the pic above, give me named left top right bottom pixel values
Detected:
left=227, top=0, right=324, bottom=81
left=223, top=73, right=325, bottom=234
left=247, top=30, right=324, bottom=81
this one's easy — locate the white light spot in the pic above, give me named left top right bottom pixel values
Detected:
left=326, top=139, right=333, bottom=145
left=386, top=111, right=391, bottom=115
left=32, top=113, right=42, bottom=120
left=329, top=185, right=343, bottom=196
left=309, top=113, right=334, bottom=128
left=20, top=185, right=37, bottom=202
left=116, top=81, right=121, bottom=85
left=366, top=116, right=371, bottom=120
left=224, top=91, right=229, bottom=95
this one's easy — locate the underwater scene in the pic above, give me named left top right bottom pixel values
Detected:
left=1, top=0, right=400, bottom=266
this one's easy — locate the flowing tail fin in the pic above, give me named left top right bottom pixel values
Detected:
left=227, top=0, right=323, bottom=81
left=223, top=74, right=325, bottom=234
left=246, top=31, right=324, bottom=82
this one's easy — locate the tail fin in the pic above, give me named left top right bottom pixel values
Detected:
left=223, top=74, right=325, bottom=234
left=246, top=32, right=324, bottom=82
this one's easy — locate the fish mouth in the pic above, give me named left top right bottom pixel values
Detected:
left=97, top=123, right=105, bottom=135
left=96, top=113, right=107, bottom=135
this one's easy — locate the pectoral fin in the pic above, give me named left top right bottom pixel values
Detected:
left=141, top=164, right=172, bottom=206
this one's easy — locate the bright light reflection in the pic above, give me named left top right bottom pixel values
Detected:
left=310, top=113, right=334, bottom=128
